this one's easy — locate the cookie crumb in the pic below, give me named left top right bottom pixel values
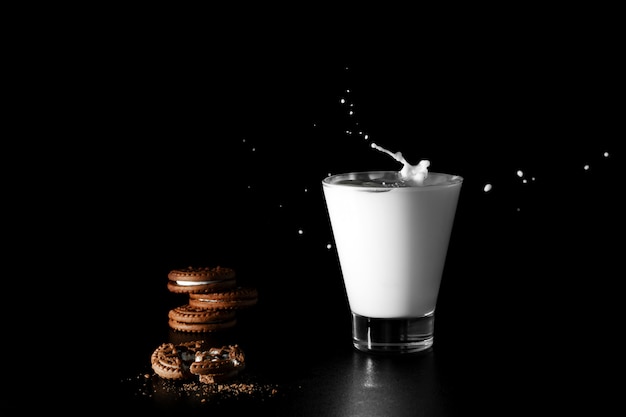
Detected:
left=121, top=368, right=282, bottom=405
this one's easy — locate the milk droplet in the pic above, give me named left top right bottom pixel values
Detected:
left=584, top=164, right=590, bottom=170
left=326, top=243, right=332, bottom=249
left=484, top=183, right=492, bottom=192
left=517, top=170, right=524, bottom=178
left=298, top=229, right=304, bottom=235
left=603, top=151, right=609, bottom=157
left=364, top=134, right=369, bottom=140
left=340, top=98, right=346, bottom=104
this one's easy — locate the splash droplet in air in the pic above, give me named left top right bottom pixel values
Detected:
left=484, top=184, right=493, bottom=192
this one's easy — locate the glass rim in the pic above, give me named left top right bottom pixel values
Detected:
left=322, top=170, right=463, bottom=190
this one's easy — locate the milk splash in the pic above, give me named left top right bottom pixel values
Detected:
left=371, top=143, right=430, bottom=185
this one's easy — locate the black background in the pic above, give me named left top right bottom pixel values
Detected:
left=4, top=11, right=622, bottom=416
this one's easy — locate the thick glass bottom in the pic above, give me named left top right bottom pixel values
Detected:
left=351, top=312, right=434, bottom=354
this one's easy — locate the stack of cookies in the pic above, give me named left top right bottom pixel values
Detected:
left=166, top=266, right=258, bottom=333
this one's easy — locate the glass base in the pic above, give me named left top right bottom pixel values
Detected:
left=351, top=312, right=434, bottom=354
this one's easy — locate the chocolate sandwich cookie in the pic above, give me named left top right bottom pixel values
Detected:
left=168, top=304, right=237, bottom=333
left=167, top=266, right=237, bottom=294
left=190, top=344, right=246, bottom=384
left=150, top=340, right=209, bottom=380
left=188, top=286, right=259, bottom=310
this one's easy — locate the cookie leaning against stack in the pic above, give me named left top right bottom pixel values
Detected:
left=167, top=266, right=258, bottom=333
left=188, top=286, right=259, bottom=310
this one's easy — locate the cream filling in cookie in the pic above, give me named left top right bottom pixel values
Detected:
left=175, top=279, right=233, bottom=286
left=192, top=298, right=250, bottom=304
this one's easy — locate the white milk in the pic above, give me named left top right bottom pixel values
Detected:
left=322, top=144, right=462, bottom=318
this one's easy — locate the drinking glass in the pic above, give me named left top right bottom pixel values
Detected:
left=322, top=171, right=463, bottom=354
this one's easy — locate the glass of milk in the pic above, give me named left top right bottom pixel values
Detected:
left=322, top=155, right=463, bottom=354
